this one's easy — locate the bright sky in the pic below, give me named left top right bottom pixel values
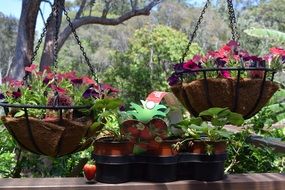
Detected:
left=0, top=0, right=204, bottom=32
left=0, top=0, right=51, bottom=32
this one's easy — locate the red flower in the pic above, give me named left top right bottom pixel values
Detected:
left=82, top=76, right=96, bottom=85
left=270, top=47, right=285, bottom=56
left=192, top=55, right=202, bottom=63
left=64, top=71, right=76, bottom=79
left=50, top=85, right=66, bottom=94
left=10, top=80, right=23, bottom=87
left=183, top=60, right=200, bottom=70
left=25, top=64, right=37, bottom=73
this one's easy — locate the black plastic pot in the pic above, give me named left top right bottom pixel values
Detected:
left=177, top=153, right=227, bottom=181
left=177, top=153, right=195, bottom=180
left=145, top=156, right=177, bottom=182
left=93, top=154, right=131, bottom=183
left=130, top=156, right=147, bottom=181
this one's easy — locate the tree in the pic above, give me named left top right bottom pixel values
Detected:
left=0, top=13, right=18, bottom=78
left=105, top=25, right=201, bottom=103
left=6, top=0, right=161, bottom=80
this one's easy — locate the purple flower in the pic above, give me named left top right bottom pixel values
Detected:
left=173, top=63, right=184, bottom=73
left=43, top=77, right=50, bottom=85
left=0, top=93, right=5, bottom=99
left=215, top=57, right=227, bottom=67
left=12, top=89, right=21, bottom=99
left=119, top=105, right=126, bottom=111
left=71, top=78, right=83, bottom=85
left=82, top=87, right=99, bottom=99
left=168, top=74, right=180, bottom=86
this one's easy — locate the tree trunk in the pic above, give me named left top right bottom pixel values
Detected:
left=6, top=0, right=40, bottom=80
left=39, top=0, right=64, bottom=71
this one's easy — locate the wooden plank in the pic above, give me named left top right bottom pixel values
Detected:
left=250, top=136, right=285, bottom=153
left=0, top=173, right=284, bottom=190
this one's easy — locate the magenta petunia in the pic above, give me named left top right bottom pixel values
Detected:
left=220, top=70, right=231, bottom=78
left=183, top=60, right=200, bottom=70
left=25, top=64, right=37, bottom=73
left=12, top=89, right=21, bottom=99
left=71, top=78, right=83, bottom=85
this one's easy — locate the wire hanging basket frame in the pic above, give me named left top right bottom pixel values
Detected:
left=170, top=0, right=279, bottom=119
left=0, top=1, right=99, bottom=157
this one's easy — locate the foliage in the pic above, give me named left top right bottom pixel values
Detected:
left=0, top=13, right=18, bottom=77
left=177, top=108, right=244, bottom=141
left=0, top=124, right=16, bottom=178
left=90, top=97, right=125, bottom=141
left=105, top=25, right=201, bottom=104
left=225, top=130, right=284, bottom=173
left=244, top=27, right=285, bottom=44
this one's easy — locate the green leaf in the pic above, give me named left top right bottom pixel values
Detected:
left=216, top=130, right=231, bottom=139
left=227, top=113, right=244, bottom=126
left=90, top=122, right=102, bottom=131
left=14, top=110, right=25, bottom=118
left=199, top=107, right=229, bottom=117
left=211, top=117, right=227, bottom=127
left=189, top=117, right=203, bottom=125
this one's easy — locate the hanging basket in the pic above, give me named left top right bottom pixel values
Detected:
left=168, top=0, right=281, bottom=119
left=0, top=1, right=102, bottom=157
left=0, top=104, right=99, bottom=157
left=171, top=74, right=279, bottom=119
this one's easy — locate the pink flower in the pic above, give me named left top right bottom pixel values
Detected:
left=183, top=60, right=200, bottom=70
left=270, top=47, right=285, bottom=56
left=226, top=40, right=239, bottom=49
left=50, top=85, right=66, bottom=94
left=64, top=71, right=76, bottom=79
left=219, top=70, right=231, bottom=78
left=192, top=55, right=202, bottom=63
left=82, top=76, right=96, bottom=85
left=10, top=80, right=23, bottom=87
left=25, top=64, right=37, bottom=73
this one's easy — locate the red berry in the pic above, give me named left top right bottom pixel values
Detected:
left=83, top=164, right=96, bottom=180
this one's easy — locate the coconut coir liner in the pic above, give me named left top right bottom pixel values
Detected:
left=171, top=78, right=279, bottom=118
left=1, top=116, right=93, bottom=157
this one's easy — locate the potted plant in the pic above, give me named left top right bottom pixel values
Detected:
left=0, top=64, right=116, bottom=157
left=90, top=97, right=138, bottom=183
left=168, top=41, right=281, bottom=119
left=175, top=107, right=244, bottom=181
left=121, top=100, right=178, bottom=182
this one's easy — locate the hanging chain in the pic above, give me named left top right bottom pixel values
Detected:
left=180, top=0, right=210, bottom=64
left=53, top=0, right=61, bottom=70
left=60, top=1, right=99, bottom=84
left=227, top=0, right=239, bottom=41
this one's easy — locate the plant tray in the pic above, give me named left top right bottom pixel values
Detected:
left=92, top=153, right=227, bottom=183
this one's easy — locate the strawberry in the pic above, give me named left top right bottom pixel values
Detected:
left=83, top=164, right=96, bottom=181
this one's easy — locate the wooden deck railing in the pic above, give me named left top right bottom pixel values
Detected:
left=0, top=173, right=284, bottom=190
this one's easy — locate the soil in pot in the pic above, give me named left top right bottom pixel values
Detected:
left=93, top=138, right=134, bottom=156
left=146, top=139, right=178, bottom=156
